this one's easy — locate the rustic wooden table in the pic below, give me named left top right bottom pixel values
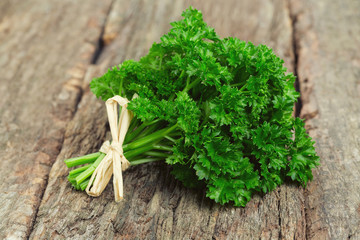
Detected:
left=0, top=0, right=359, bottom=239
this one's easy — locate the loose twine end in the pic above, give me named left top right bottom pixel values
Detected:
left=86, top=96, right=133, bottom=202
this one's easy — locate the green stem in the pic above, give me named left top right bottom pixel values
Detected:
left=169, top=93, right=176, bottom=101
left=230, top=82, right=242, bottom=87
left=143, top=151, right=171, bottom=158
left=123, top=124, right=178, bottom=151
left=125, top=137, right=173, bottom=160
left=125, top=145, right=156, bottom=159
left=68, top=124, right=176, bottom=179
left=68, top=172, right=80, bottom=184
left=158, top=55, right=163, bottom=70
left=183, top=78, right=202, bottom=93
left=167, top=131, right=182, bottom=137
left=67, top=122, right=179, bottom=190
left=126, top=117, right=140, bottom=137
left=124, top=121, right=148, bottom=143
left=179, top=70, right=185, bottom=80
left=164, top=135, right=176, bottom=143
left=80, top=179, right=90, bottom=191
left=153, top=145, right=173, bottom=152
left=239, top=83, right=248, bottom=91
left=186, top=75, right=190, bottom=87
left=65, top=152, right=101, bottom=168
left=132, top=122, right=161, bottom=142
left=168, top=70, right=187, bottom=101
left=130, top=158, right=162, bottom=166
left=69, top=165, right=91, bottom=176
left=75, top=153, right=106, bottom=184
left=119, top=77, right=124, bottom=96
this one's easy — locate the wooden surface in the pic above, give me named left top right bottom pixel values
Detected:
left=0, top=0, right=359, bottom=239
left=291, top=1, right=360, bottom=239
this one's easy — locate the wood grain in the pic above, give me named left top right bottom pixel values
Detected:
left=29, top=0, right=307, bottom=239
left=3, top=0, right=358, bottom=239
left=291, top=0, right=360, bottom=239
left=0, top=0, right=112, bottom=238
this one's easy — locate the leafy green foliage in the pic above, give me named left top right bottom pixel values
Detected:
left=87, top=6, right=320, bottom=206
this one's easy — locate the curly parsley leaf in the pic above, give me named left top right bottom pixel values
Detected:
left=87, top=6, right=320, bottom=207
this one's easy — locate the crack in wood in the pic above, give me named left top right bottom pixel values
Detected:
left=278, top=188, right=282, bottom=240
left=288, top=1, right=312, bottom=238
left=289, top=1, right=302, bottom=119
left=288, top=1, right=322, bottom=239
left=25, top=2, right=116, bottom=239
left=91, top=0, right=115, bottom=64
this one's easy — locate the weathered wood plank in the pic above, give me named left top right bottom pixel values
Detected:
left=0, top=0, right=112, bottom=239
left=291, top=0, right=360, bottom=239
left=29, top=1, right=309, bottom=239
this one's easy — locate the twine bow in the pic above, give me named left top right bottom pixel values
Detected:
left=86, top=95, right=133, bottom=202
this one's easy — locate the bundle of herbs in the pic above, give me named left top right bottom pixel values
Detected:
left=65, top=7, right=319, bottom=207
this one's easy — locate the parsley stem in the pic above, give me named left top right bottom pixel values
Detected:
left=179, top=70, right=185, bottom=80
left=124, top=121, right=148, bottom=143
left=132, top=122, right=161, bottom=142
left=119, top=77, right=124, bottom=95
left=69, top=165, right=91, bottom=176
left=164, top=135, right=176, bottom=143
left=153, top=144, right=173, bottom=151
left=68, top=172, right=80, bottom=184
left=130, top=158, right=162, bottom=166
left=64, top=152, right=101, bottom=168
left=183, top=78, right=202, bottom=92
left=80, top=179, right=90, bottom=191
left=127, top=117, right=140, bottom=136
left=158, top=55, right=163, bottom=70
left=123, top=124, right=178, bottom=151
left=168, top=70, right=185, bottom=101
left=124, top=145, right=155, bottom=159
left=144, top=151, right=170, bottom=158
left=66, top=122, right=178, bottom=190
left=239, top=83, right=248, bottom=91
left=125, top=120, right=161, bottom=143
left=75, top=153, right=106, bottom=185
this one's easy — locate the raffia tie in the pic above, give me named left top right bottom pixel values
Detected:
left=86, top=95, right=133, bottom=202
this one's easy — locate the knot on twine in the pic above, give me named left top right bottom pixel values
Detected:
left=99, top=141, right=130, bottom=171
left=86, top=96, right=133, bottom=202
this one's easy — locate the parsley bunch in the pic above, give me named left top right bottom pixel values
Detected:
left=65, top=7, right=319, bottom=207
